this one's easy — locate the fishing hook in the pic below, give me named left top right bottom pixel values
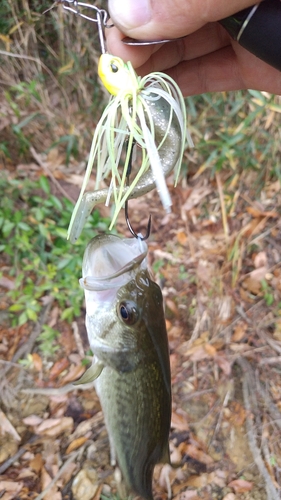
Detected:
left=125, top=200, right=152, bottom=241
left=125, top=139, right=152, bottom=241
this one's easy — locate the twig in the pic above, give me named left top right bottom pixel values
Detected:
left=259, top=356, right=281, bottom=365
left=256, top=329, right=281, bottom=356
left=208, top=388, right=231, bottom=449
left=30, top=146, right=75, bottom=203
left=237, top=358, right=280, bottom=500
left=216, top=171, right=229, bottom=240
left=34, top=449, right=81, bottom=500
left=256, top=378, right=281, bottom=432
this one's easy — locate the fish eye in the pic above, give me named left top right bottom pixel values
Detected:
left=110, top=63, right=119, bottom=73
left=118, top=301, right=138, bottom=325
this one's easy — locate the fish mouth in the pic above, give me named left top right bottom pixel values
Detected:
left=80, top=234, right=148, bottom=292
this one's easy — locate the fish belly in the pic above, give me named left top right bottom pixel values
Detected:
left=95, top=362, right=170, bottom=500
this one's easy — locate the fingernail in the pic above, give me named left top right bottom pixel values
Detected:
left=109, top=0, right=152, bottom=29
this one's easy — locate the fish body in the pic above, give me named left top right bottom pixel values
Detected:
left=79, top=234, right=171, bottom=499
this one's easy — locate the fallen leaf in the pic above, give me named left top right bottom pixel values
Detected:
left=23, top=415, right=43, bottom=426
left=228, top=479, right=253, bottom=493
left=32, top=352, right=43, bottom=371
left=177, top=231, right=188, bottom=246
left=65, top=436, right=88, bottom=454
left=0, top=435, right=18, bottom=463
left=223, top=494, right=236, bottom=500
left=173, top=491, right=200, bottom=500
left=36, top=417, right=74, bottom=437
left=204, top=344, right=217, bottom=357
left=180, top=443, right=214, bottom=465
left=0, top=276, right=15, bottom=290
left=0, top=410, right=21, bottom=441
left=41, top=466, right=62, bottom=500
left=215, top=353, right=232, bottom=376
left=30, top=453, right=44, bottom=473
left=49, top=358, right=70, bottom=380
left=171, top=412, right=190, bottom=432
left=0, top=481, right=23, bottom=500
left=246, top=206, right=278, bottom=218
left=72, top=468, right=99, bottom=500
left=59, top=364, right=85, bottom=385
left=254, top=251, right=267, bottom=268
left=231, top=322, right=248, bottom=342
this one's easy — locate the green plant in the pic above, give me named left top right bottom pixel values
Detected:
left=0, top=175, right=111, bottom=331
left=261, top=279, right=275, bottom=306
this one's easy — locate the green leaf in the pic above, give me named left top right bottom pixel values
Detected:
left=39, top=176, right=51, bottom=195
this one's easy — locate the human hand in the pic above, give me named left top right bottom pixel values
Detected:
left=106, top=0, right=281, bottom=95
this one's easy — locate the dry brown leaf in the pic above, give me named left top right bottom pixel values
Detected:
left=246, top=206, right=278, bottom=218
left=36, top=417, right=74, bottom=437
left=30, top=453, right=44, bottom=473
left=189, top=346, right=210, bottom=362
left=242, top=274, right=263, bottom=295
left=59, top=364, right=85, bottom=385
left=70, top=414, right=103, bottom=440
left=71, top=468, right=99, bottom=500
left=49, top=358, right=70, bottom=380
left=254, top=251, right=267, bottom=268
left=18, top=468, right=37, bottom=479
left=0, top=481, right=23, bottom=500
left=0, top=276, right=15, bottom=290
left=23, top=415, right=43, bottom=426
left=214, top=353, right=232, bottom=376
left=231, top=322, right=248, bottom=342
left=177, top=231, right=188, bottom=246
left=182, top=472, right=215, bottom=488
left=222, top=494, right=236, bottom=500
left=228, top=479, right=253, bottom=493
left=32, top=352, right=43, bottom=371
left=0, top=410, right=21, bottom=441
left=204, top=344, right=217, bottom=357
left=0, top=436, right=18, bottom=463
left=65, top=436, right=88, bottom=454
left=181, top=443, right=214, bottom=465
left=173, top=489, right=200, bottom=500
left=228, top=402, right=246, bottom=426
left=171, top=411, right=190, bottom=432
left=41, top=466, right=62, bottom=500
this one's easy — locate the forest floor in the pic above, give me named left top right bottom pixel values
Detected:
left=1, top=153, right=281, bottom=500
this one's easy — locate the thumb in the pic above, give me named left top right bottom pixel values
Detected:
left=108, top=0, right=257, bottom=40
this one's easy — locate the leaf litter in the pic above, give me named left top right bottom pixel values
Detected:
left=1, top=122, right=281, bottom=500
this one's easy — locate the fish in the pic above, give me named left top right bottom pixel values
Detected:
left=78, top=234, right=171, bottom=500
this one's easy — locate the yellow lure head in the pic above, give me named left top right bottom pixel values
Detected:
left=98, top=54, right=139, bottom=96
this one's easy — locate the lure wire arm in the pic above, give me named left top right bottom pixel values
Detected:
left=54, top=0, right=113, bottom=53
left=125, top=140, right=152, bottom=241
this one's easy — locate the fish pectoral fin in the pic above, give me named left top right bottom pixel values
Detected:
left=73, top=361, right=104, bottom=385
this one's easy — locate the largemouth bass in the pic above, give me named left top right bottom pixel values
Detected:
left=78, top=234, right=171, bottom=500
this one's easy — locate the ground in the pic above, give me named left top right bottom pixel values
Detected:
left=1, top=162, right=281, bottom=500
